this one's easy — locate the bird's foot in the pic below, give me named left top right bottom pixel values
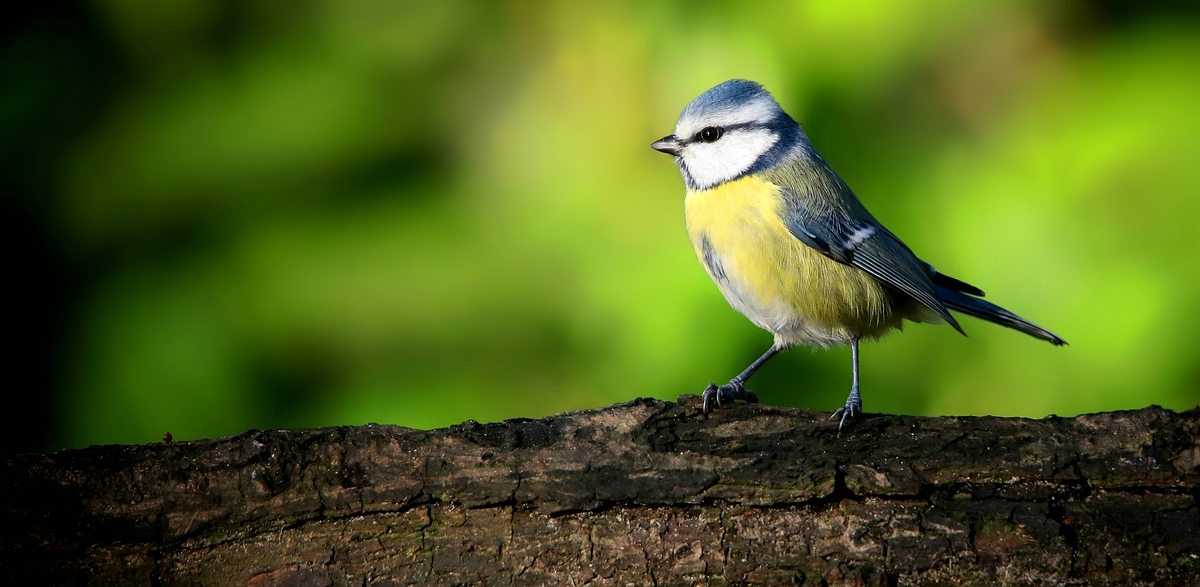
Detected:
left=701, top=379, right=759, bottom=413
left=830, top=385, right=862, bottom=432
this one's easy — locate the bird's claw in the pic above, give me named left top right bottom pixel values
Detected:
left=702, top=379, right=759, bottom=413
left=830, top=386, right=863, bottom=432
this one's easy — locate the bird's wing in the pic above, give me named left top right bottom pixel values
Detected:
left=764, top=159, right=964, bottom=334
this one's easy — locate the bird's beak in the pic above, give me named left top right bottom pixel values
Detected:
left=650, top=135, right=682, bottom=156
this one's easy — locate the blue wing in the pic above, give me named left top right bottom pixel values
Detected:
left=763, top=156, right=965, bottom=334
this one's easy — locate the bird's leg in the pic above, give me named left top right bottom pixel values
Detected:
left=703, top=346, right=779, bottom=413
left=831, top=338, right=863, bottom=431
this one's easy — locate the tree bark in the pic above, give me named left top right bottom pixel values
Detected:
left=2, top=397, right=1197, bottom=586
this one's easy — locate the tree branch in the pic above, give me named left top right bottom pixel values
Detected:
left=3, top=397, right=1198, bottom=586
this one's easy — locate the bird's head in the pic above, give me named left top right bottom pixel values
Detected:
left=652, top=79, right=802, bottom=191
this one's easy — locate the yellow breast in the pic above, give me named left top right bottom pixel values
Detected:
left=684, top=175, right=900, bottom=343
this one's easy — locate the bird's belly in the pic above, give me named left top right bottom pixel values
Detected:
left=685, top=176, right=900, bottom=346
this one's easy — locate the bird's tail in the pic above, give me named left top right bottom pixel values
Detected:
left=935, top=285, right=1067, bottom=346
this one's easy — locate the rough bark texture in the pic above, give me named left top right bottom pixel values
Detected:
left=2, top=397, right=1198, bottom=586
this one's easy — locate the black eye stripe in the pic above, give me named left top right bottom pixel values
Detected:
left=685, top=122, right=760, bottom=144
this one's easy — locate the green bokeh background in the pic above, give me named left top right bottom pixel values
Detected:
left=6, top=1, right=1198, bottom=451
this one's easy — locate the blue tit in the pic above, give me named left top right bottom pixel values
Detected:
left=651, top=79, right=1066, bottom=430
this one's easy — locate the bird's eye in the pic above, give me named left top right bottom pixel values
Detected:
left=699, top=127, right=723, bottom=143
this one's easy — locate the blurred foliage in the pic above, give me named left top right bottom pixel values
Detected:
left=2, top=0, right=1197, bottom=450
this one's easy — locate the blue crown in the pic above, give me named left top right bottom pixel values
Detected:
left=682, top=79, right=770, bottom=118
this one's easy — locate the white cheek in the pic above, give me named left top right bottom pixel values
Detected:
left=682, top=130, right=779, bottom=190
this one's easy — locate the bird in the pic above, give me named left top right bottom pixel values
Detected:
left=650, top=79, right=1066, bottom=430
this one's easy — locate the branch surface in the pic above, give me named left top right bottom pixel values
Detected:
left=2, top=398, right=1198, bottom=586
